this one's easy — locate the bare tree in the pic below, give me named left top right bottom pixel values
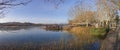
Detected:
left=95, top=0, right=119, bottom=28
left=110, top=0, right=120, bottom=9
left=0, top=0, right=31, bottom=17
left=68, top=0, right=96, bottom=27
left=68, top=0, right=119, bottom=27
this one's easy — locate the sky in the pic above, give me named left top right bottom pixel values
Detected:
left=0, top=0, right=119, bottom=24
left=0, top=0, right=75, bottom=24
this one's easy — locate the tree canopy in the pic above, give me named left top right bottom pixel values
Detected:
left=67, top=0, right=120, bottom=27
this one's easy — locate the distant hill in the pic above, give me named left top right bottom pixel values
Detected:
left=0, top=22, right=43, bottom=26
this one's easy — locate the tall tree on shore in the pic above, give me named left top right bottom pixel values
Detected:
left=68, top=0, right=119, bottom=27
left=68, top=0, right=96, bottom=27
left=95, top=0, right=119, bottom=27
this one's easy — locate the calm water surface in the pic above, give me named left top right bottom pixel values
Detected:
left=0, top=26, right=101, bottom=50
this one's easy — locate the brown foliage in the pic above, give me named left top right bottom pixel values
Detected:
left=69, top=4, right=96, bottom=24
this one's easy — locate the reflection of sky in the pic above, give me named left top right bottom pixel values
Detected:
left=0, top=27, right=75, bottom=44
left=0, top=0, right=75, bottom=24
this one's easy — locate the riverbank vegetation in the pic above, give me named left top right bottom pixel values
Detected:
left=63, top=0, right=120, bottom=40
left=68, top=0, right=120, bottom=28
left=67, top=27, right=108, bottom=39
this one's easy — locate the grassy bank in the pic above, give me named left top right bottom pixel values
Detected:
left=67, top=27, right=109, bottom=39
left=90, top=28, right=109, bottom=39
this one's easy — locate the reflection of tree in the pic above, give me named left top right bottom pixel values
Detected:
left=65, top=27, right=101, bottom=50
left=45, top=29, right=62, bottom=32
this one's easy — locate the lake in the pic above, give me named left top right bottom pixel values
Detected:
left=0, top=26, right=101, bottom=50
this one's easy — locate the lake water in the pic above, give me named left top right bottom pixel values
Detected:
left=0, top=26, right=101, bottom=50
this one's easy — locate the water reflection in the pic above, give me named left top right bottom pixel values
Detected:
left=0, top=26, right=102, bottom=50
left=45, top=29, right=63, bottom=32
left=0, top=26, right=34, bottom=31
left=84, top=40, right=101, bottom=50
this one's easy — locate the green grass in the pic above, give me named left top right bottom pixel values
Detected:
left=90, top=28, right=109, bottom=39
left=91, top=28, right=106, bottom=35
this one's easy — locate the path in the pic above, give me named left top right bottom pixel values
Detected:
left=100, top=27, right=120, bottom=50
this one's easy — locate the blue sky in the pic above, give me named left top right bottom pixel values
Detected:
left=0, top=0, right=118, bottom=24
left=0, top=0, right=75, bottom=24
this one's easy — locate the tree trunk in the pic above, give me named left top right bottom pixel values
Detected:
left=86, top=20, right=88, bottom=27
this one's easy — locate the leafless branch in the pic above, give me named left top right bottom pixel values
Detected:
left=0, top=0, right=32, bottom=18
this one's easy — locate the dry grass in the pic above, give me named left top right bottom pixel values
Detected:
left=69, top=27, right=91, bottom=34
left=67, top=27, right=97, bottom=46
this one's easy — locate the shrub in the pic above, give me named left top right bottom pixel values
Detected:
left=90, top=28, right=109, bottom=39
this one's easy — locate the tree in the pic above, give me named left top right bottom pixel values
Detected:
left=110, top=0, right=120, bottom=9
left=68, top=0, right=120, bottom=27
left=0, top=0, right=31, bottom=17
left=96, top=0, right=119, bottom=28
left=68, top=1, right=96, bottom=27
